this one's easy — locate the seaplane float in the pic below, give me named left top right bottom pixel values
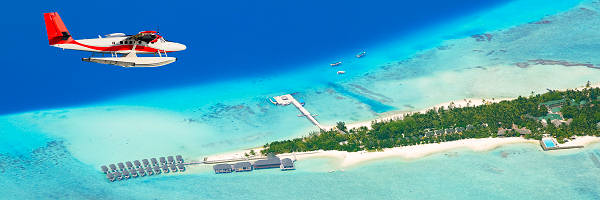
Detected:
left=43, top=12, right=186, bottom=67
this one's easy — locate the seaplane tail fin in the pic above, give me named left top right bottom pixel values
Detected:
left=43, top=12, right=72, bottom=45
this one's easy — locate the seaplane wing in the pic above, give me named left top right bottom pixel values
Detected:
left=43, top=12, right=186, bottom=67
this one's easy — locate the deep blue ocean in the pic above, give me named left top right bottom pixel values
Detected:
left=0, top=0, right=511, bottom=114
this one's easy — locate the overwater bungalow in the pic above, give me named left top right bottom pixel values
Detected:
left=137, top=167, right=146, bottom=177
left=145, top=166, right=153, bottom=176
left=142, top=159, right=150, bottom=167
left=114, top=171, right=122, bottom=180
left=106, top=172, right=115, bottom=182
left=153, top=165, right=162, bottom=174
left=176, top=155, right=184, bottom=164
left=161, top=164, right=170, bottom=173
left=280, top=158, right=295, bottom=171
left=177, top=163, right=186, bottom=172
left=151, top=158, right=159, bottom=166
left=169, top=163, right=178, bottom=172
left=130, top=168, right=138, bottom=178
left=160, top=157, right=167, bottom=164
left=101, top=165, right=109, bottom=174
left=213, top=164, right=233, bottom=174
left=126, top=161, right=134, bottom=169
left=134, top=160, right=142, bottom=168
left=118, top=163, right=126, bottom=171
left=168, top=156, right=175, bottom=164
left=233, top=162, right=252, bottom=172
left=254, top=157, right=281, bottom=169
left=122, top=169, right=130, bottom=179
left=109, top=164, right=117, bottom=172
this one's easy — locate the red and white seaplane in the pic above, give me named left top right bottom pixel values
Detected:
left=43, top=12, right=186, bottom=67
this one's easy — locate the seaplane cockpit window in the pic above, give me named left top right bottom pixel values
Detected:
left=137, top=34, right=158, bottom=43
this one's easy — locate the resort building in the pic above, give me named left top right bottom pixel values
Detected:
left=118, top=163, right=126, bottom=171
left=254, top=157, right=282, bottom=169
left=159, top=157, right=167, bottom=165
left=106, top=172, right=115, bottom=182
left=161, top=164, right=170, bottom=173
left=455, top=127, right=464, bottom=133
left=114, top=171, right=122, bottom=180
left=280, top=158, right=295, bottom=171
left=134, top=160, right=142, bottom=168
left=167, top=156, right=175, bottom=164
left=497, top=128, right=508, bottom=137
left=126, top=161, right=134, bottom=170
left=466, top=124, right=474, bottom=130
left=109, top=164, right=117, bottom=172
left=233, top=162, right=253, bottom=172
left=177, top=163, right=186, bottom=172
left=434, top=130, right=444, bottom=136
left=151, top=158, right=159, bottom=166
left=213, top=164, right=234, bottom=174
left=169, top=163, right=178, bottom=172
left=424, top=130, right=434, bottom=137
left=153, top=165, right=162, bottom=174
left=122, top=169, right=130, bottom=179
left=145, top=166, right=154, bottom=176
left=142, top=159, right=150, bottom=167
left=176, top=155, right=184, bottom=164
left=101, top=165, right=109, bottom=174
left=137, top=167, right=146, bottom=176
left=130, top=168, right=138, bottom=178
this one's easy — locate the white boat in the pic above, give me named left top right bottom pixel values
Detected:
left=337, top=71, right=346, bottom=75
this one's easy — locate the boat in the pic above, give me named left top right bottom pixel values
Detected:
left=356, top=51, right=367, bottom=58
left=337, top=71, right=346, bottom=75
left=330, top=61, right=342, bottom=67
left=328, top=170, right=335, bottom=173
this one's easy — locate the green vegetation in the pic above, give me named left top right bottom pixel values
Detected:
left=262, top=87, right=600, bottom=155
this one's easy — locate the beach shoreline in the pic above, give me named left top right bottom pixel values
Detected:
left=197, top=83, right=600, bottom=169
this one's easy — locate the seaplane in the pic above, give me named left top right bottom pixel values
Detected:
left=43, top=12, right=186, bottom=67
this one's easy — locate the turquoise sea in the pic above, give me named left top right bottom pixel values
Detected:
left=2, top=0, right=600, bottom=199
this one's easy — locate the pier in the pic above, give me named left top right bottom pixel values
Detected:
left=272, top=94, right=324, bottom=130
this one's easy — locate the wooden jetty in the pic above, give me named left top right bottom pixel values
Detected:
left=272, top=94, right=324, bottom=130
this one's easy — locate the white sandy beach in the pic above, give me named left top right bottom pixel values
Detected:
left=196, top=83, right=600, bottom=169
left=279, top=137, right=537, bottom=167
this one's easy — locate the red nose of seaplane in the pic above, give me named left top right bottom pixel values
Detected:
left=44, top=12, right=186, bottom=67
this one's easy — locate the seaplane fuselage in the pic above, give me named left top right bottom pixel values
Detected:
left=44, top=12, right=186, bottom=67
left=52, top=35, right=187, bottom=54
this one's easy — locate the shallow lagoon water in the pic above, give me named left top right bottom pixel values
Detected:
left=2, top=0, right=600, bottom=199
